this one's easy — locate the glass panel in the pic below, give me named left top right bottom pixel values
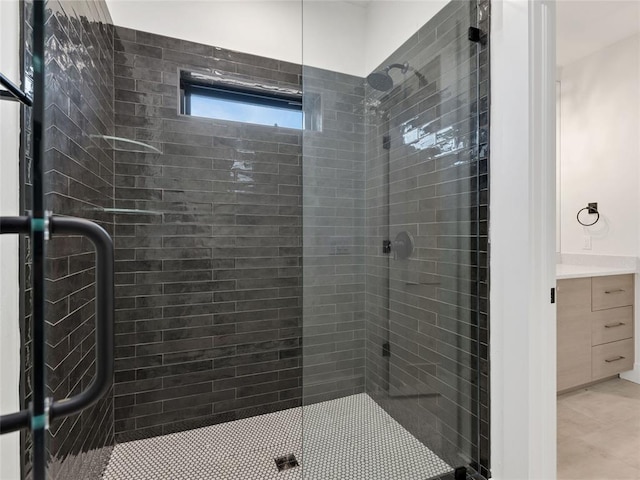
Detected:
left=34, top=0, right=115, bottom=477
left=35, top=1, right=304, bottom=479
left=302, top=1, right=489, bottom=478
left=12, top=0, right=489, bottom=478
left=21, top=1, right=49, bottom=478
left=385, top=1, right=479, bottom=467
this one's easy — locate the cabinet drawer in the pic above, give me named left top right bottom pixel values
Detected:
left=591, top=306, right=634, bottom=346
left=592, top=338, right=634, bottom=380
left=557, top=278, right=593, bottom=391
left=592, top=275, right=634, bottom=311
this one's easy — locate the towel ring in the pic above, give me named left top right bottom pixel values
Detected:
left=577, top=206, right=600, bottom=227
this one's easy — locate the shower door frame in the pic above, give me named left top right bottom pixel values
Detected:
left=489, top=1, right=557, bottom=479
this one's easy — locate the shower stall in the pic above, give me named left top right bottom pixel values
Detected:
left=0, top=0, right=490, bottom=478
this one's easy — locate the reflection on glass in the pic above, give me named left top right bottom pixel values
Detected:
left=401, top=119, right=465, bottom=157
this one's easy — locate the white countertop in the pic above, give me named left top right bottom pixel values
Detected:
left=556, top=264, right=637, bottom=280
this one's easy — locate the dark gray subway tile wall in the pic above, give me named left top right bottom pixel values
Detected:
left=21, top=1, right=115, bottom=479
left=16, top=1, right=489, bottom=478
left=112, top=27, right=305, bottom=440
left=302, top=67, right=367, bottom=404
left=364, top=0, right=490, bottom=476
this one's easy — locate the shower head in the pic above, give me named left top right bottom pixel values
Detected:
left=366, top=62, right=408, bottom=92
left=366, top=62, right=427, bottom=92
left=366, top=70, right=394, bottom=92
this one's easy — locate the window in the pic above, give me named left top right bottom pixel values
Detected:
left=180, top=72, right=303, bottom=130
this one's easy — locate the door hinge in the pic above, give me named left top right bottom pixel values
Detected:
left=382, top=342, right=390, bottom=357
left=454, top=466, right=468, bottom=480
left=551, top=287, right=556, bottom=304
left=468, top=26, right=482, bottom=43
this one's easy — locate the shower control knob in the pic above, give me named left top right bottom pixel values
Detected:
left=391, top=231, right=414, bottom=260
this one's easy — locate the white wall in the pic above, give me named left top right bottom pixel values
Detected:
left=559, top=33, right=640, bottom=256
left=105, top=0, right=369, bottom=76
left=106, top=1, right=303, bottom=63
left=105, top=0, right=452, bottom=77
left=557, top=1, right=640, bottom=68
left=0, top=0, right=22, bottom=478
left=303, top=1, right=366, bottom=76
left=363, top=0, right=448, bottom=72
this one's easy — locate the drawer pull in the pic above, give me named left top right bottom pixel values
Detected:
left=604, top=289, right=625, bottom=294
left=604, top=356, right=625, bottom=363
left=604, top=322, right=626, bottom=328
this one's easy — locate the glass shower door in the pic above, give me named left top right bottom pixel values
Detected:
left=1, top=2, right=116, bottom=478
left=384, top=0, right=483, bottom=468
left=0, top=2, right=53, bottom=478
left=24, top=1, right=308, bottom=478
left=303, top=0, right=489, bottom=478
left=373, top=1, right=489, bottom=474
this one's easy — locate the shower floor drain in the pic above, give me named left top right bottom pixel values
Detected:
left=274, top=454, right=299, bottom=472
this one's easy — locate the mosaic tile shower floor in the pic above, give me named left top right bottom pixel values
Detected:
left=102, top=393, right=452, bottom=480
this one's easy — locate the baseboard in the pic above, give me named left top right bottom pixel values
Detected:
left=620, top=364, right=640, bottom=384
left=557, top=375, right=618, bottom=396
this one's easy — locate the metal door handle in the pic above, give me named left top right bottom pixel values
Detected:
left=48, top=217, right=114, bottom=422
left=604, top=322, right=626, bottom=328
left=604, top=356, right=625, bottom=363
left=0, top=216, right=31, bottom=433
left=604, top=289, right=625, bottom=294
left=0, top=216, right=114, bottom=433
left=0, top=72, right=33, bottom=106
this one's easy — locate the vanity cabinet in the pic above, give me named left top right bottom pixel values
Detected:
left=557, top=274, right=635, bottom=392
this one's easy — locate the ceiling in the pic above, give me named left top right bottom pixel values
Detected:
left=557, top=0, right=640, bottom=67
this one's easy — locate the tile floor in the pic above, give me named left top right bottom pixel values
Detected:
left=558, top=378, right=640, bottom=480
left=102, top=393, right=453, bottom=480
